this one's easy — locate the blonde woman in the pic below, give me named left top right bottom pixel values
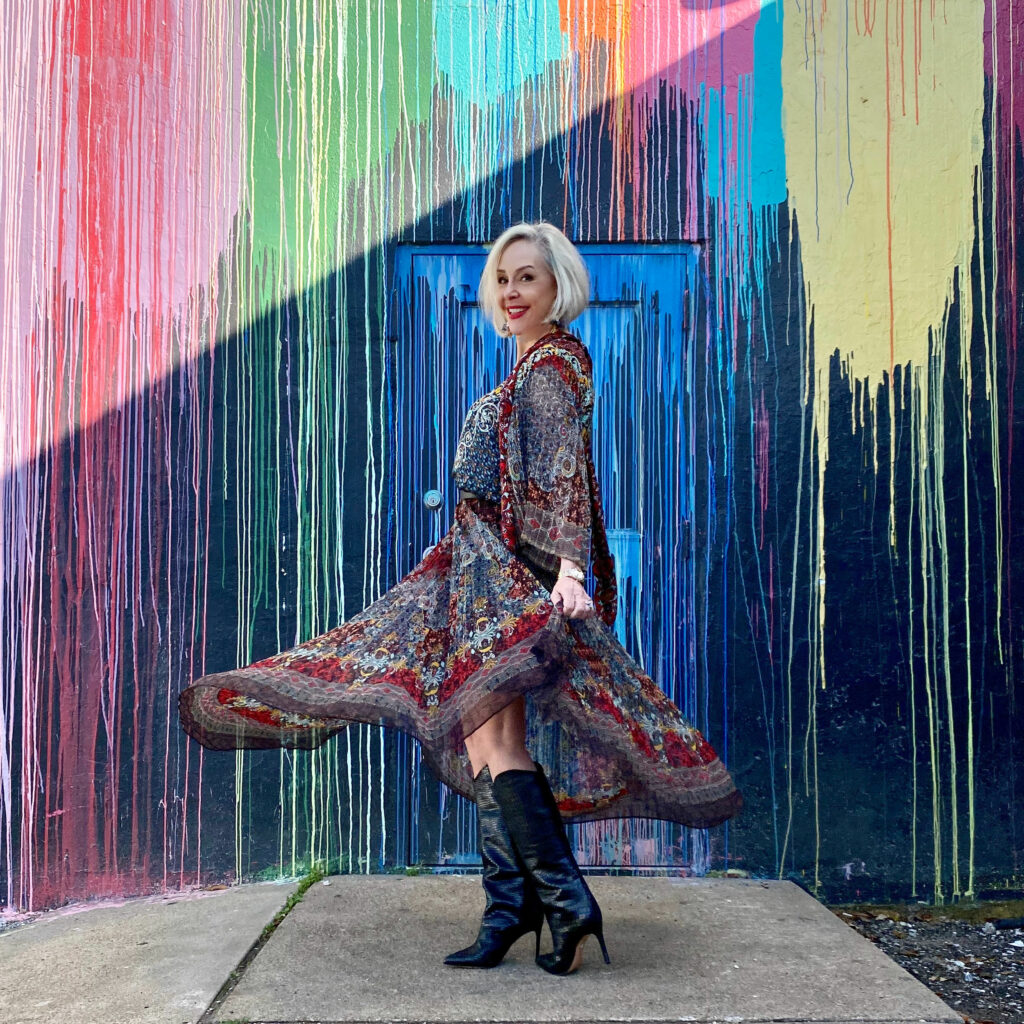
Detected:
left=180, top=222, right=741, bottom=975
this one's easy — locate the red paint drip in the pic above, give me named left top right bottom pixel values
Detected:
left=7, top=0, right=241, bottom=910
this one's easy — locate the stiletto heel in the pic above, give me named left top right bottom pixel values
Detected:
left=536, top=921, right=607, bottom=974
left=492, top=763, right=612, bottom=976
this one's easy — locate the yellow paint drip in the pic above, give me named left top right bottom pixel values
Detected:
left=783, top=1, right=983, bottom=393
left=781, top=1, right=985, bottom=901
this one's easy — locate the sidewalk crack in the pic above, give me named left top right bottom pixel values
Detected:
left=199, top=865, right=326, bottom=1024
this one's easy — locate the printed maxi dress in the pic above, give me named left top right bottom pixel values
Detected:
left=179, top=329, right=742, bottom=828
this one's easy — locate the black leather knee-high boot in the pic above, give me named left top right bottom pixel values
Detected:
left=444, top=767, right=544, bottom=968
left=492, top=763, right=610, bottom=975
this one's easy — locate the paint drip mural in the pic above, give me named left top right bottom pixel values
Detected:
left=1, top=0, right=1021, bottom=912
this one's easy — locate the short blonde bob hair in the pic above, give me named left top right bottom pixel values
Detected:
left=478, top=222, right=589, bottom=332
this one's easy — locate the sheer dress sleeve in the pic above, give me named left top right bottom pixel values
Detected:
left=511, top=356, right=594, bottom=574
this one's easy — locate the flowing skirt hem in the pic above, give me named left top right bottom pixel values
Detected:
left=177, top=499, right=742, bottom=828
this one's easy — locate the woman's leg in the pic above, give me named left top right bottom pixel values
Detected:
left=443, top=765, right=544, bottom=967
left=446, top=697, right=542, bottom=968
left=463, top=697, right=535, bottom=778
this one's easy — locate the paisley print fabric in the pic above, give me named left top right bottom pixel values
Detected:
left=452, top=387, right=502, bottom=501
left=178, top=328, right=742, bottom=828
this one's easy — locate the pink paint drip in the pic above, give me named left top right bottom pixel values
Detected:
left=559, top=0, right=760, bottom=239
left=985, top=0, right=1022, bottom=627
left=2, top=0, right=243, bottom=910
left=755, top=387, right=770, bottom=544
left=985, top=0, right=1022, bottom=371
left=559, top=0, right=758, bottom=107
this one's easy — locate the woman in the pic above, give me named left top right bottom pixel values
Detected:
left=179, top=222, right=742, bottom=976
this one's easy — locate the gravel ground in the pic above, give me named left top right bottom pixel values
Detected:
left=831, top=901, right=1024, bottom=1024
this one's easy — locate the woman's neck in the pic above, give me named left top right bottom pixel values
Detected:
left=515, top=322, right=561, bottom=361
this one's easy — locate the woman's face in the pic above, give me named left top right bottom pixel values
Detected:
left=495, top=239, right=558, bottom=345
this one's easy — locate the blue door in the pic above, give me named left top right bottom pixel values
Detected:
left=386, top=243, right=710, bottom=872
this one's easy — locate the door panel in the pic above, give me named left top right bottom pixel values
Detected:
left=388, top=243, right=706, bottom=871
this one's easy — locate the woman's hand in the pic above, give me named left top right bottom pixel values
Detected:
left=551, top=576, right=596, bottom=619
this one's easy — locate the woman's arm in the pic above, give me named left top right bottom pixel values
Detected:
left=506, top=346, right=597, bottom=619
left=511, top=358, right=593, bottom=568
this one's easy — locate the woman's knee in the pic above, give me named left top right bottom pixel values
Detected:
left=464, top=700, right=528, bottom=774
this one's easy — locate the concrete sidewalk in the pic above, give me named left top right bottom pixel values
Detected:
left=0, top=876, right=960, bottom=1024
left=0, top=880, right=297, bottom=1024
